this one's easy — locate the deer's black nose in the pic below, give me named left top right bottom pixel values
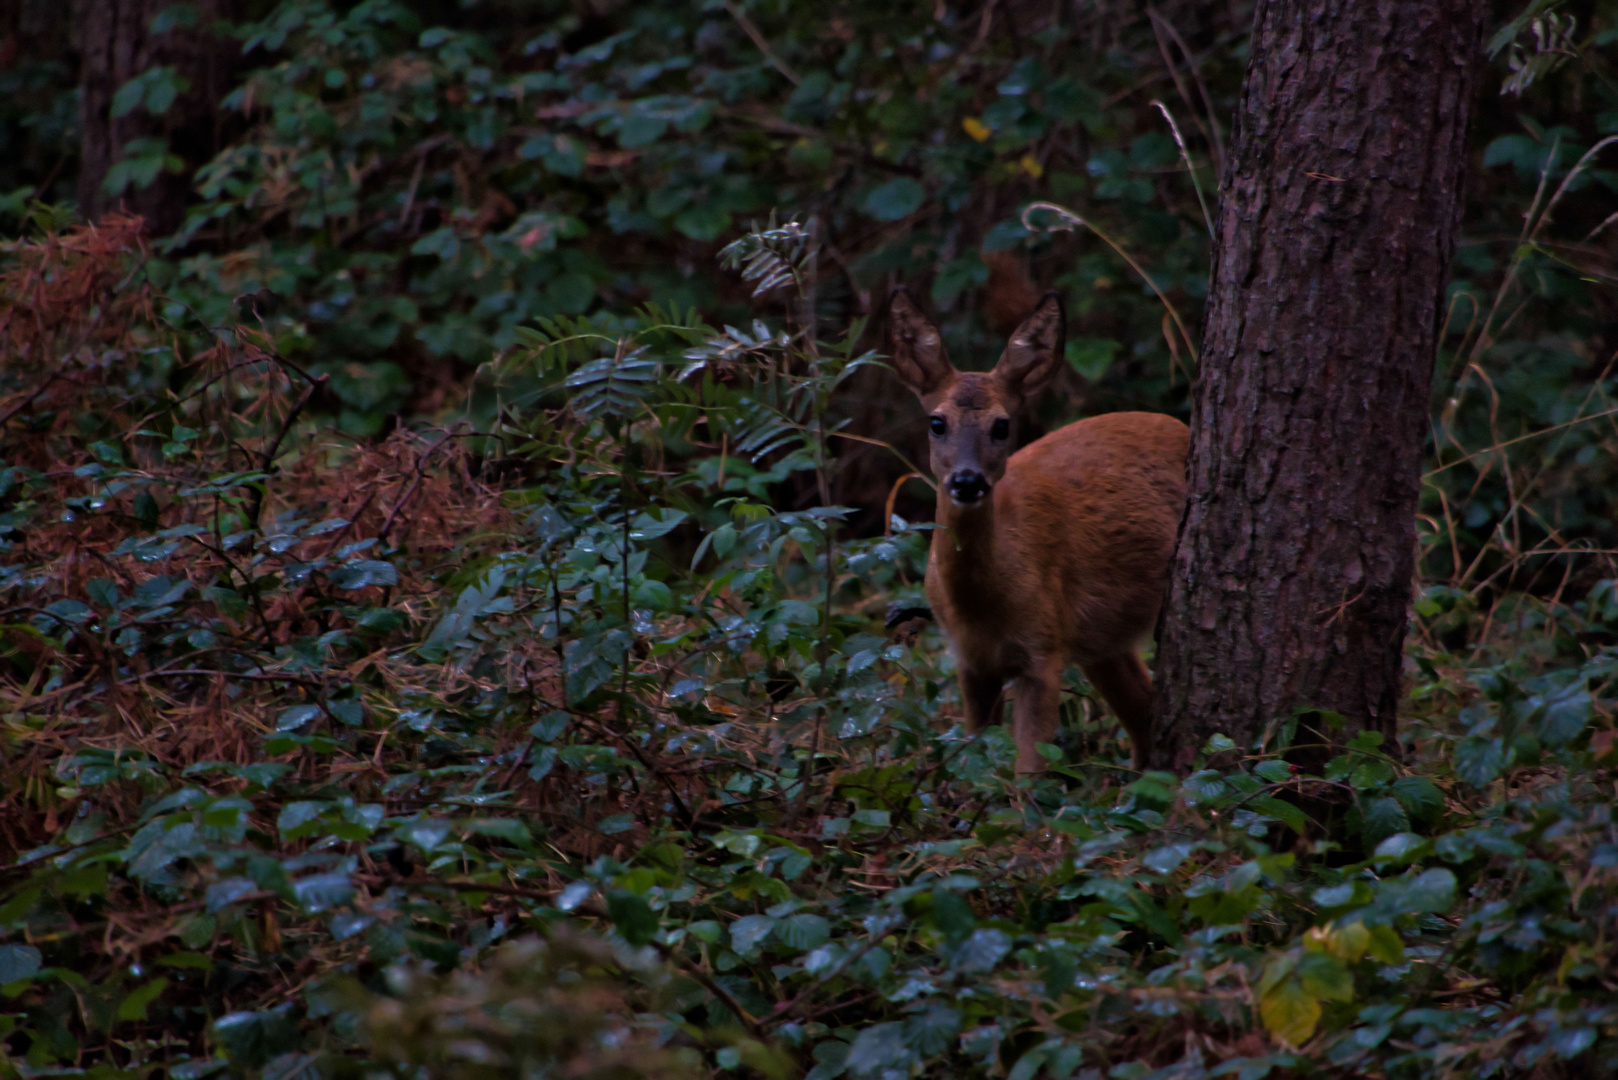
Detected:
left=946, top=470, right=990, bottom=504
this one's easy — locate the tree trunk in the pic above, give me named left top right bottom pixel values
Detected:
left=1148, top=0, right=1487, bottom=771
left=75, top=0, right=240, bottom=234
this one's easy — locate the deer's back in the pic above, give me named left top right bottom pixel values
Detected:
left=992, top=411, right=1189, bottom=659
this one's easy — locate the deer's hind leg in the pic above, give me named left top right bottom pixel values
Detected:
left=1079, top=653, right=1154, bottom=770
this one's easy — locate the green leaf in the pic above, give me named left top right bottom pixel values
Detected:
left=597, top=813, right=635, bottom=834
left=157, top=951, right=214, bottom=971
left=605, top=890, right=658, bottom=946
left=1373, top=832, right=1426, bottom=861
left=1361, top=796, right=1409, bottom=846
left=730, top=914, right=775, bottom=953
left=277, top=800, right=332, bottom=837
left=329, top=560, right=399, bottom=589
left=117, top=977, right=169, bottom=1021
left=1366, top=925, right=1405, bottom=965
left=112, top=79, right=147, bottom=118
left=1296, top=951, right=1353, bottom=1002
left=292, top=872, right=354, bottom=913
left=861, top=178, right=926, bottom=221
left=845, top=1022, right=912, bottom=1078
left=949, top=927, right=1011, bottom=973
left=355, top=607, right=407, bottom=635
left=276, top=705, right=320, bottom=732
left=931, top=256, right=987, bottom=306
left=775, top=913, right=830, bottom=951
left=0, top=944, right=41, bottom=984
left=673, top=204, right=731, bottom=241
left=1534, top=679, right=1591, bottom=747
left=213, top=1009, right=299, bottom=1069
left=1384, top=867, right=1456, bottom=916
left=903, top=1004, right=960, bottom=1055
left=1006, top=1049, right=1046, bottom=1080
left=931, top=889, right=976, bottom=939
left=1251, top=795, right=1309, bottom=834
left=1065, top=337, right=1120, bottom=381
left=463, top=818, right=532, bottom=844
left=1453, top=735, right=1505, bottom=788
left=1389, top=775, right=1444, bottom=827
left=1142, top=843, right=1192, bottom=876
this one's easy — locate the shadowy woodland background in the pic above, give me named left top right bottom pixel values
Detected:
left=0, top=1, right=1617, bottom=1078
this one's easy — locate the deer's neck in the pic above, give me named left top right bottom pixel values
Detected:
left=933, top=493, right=1003, bottom=614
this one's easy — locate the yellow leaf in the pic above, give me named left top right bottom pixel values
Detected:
left=1307, top=920, right=1371, bottom=963
left=1019, top=153, right=1044, bottom=179
left=1367, top=924, right=1405, bottom=965
left=962, top=117, right=992, bottom=142
left=1260, top=977, right=1322, bottom=1047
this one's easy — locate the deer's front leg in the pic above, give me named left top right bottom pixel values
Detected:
left=1011, top=657, right=1064, bottom=774
left=957, top=666, right=1005, bottom=734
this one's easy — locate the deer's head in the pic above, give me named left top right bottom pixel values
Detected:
left=886, top=288, right=1066, bottom=508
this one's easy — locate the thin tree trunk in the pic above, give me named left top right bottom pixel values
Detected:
left=1149, top=0, right=1487, bottom=771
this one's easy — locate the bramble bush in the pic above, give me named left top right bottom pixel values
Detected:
left=1, top=2, right=1618, bottom=1078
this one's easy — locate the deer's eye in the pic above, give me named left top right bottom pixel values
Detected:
left=929, top=416, right=947, bottom=436
left=990, top=418, right=1010, bottom=441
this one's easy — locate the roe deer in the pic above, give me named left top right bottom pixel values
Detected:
left=887, top=288, right=1188, bottom=773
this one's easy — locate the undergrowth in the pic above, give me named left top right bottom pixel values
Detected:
left=0, top=195, right=1615, bottom=1080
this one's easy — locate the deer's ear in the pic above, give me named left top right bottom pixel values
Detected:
left=886, top=289, right=954, bottom=397
left=993, top=291, right=1065, bottom=403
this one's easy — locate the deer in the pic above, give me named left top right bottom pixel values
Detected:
left=886, top=288, right=1188, bottom=774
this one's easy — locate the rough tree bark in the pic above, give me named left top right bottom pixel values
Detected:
left=75, top=0, right=240, bottom=233
left=1148, top=0, right=1488, bottom=771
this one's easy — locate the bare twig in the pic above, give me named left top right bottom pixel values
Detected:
left=377, top=429, right=457, bottom=545
left=722, top=0, right=800, bottom=85
left=244, top=372, right=328, bottom=531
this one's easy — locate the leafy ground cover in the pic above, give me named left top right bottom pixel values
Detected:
left=0, top=200, right=1616, bottom=1079
left=1, top=1, right=1618, bottom=1077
